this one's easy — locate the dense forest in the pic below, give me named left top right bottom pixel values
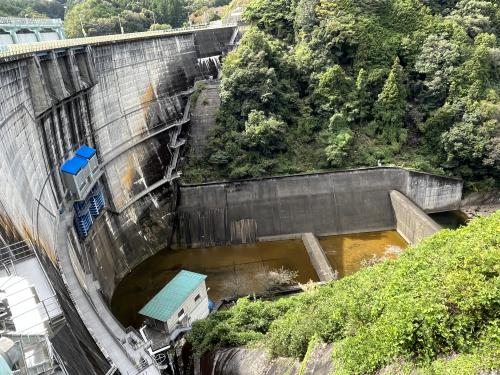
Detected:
left=189, top=211, right=500, bottom=374
left=0, top=0, right=231, bottom=37
left=0, top=0, right=66, bottom=19
left=185, top=0, right=499, bottom=190
left=63, top=0, right=230, bottom=37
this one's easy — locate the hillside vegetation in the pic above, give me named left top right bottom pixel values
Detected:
left=185, top=0, right=499, bottom=190
left=188, top=212, right=500, bottom=374
left=0, top=0, right=66, bottom=19
left=63, top=0, right=231, bottom=37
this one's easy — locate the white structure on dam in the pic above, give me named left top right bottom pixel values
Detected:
left=0, top=17, right=65, bottom=49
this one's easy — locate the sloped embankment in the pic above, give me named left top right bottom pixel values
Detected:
left=189, top=212, right=500, bottom=374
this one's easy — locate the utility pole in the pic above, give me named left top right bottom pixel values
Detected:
left=79, top=13, right=87, bottom=37
left=118, top=16, right=124, bottom=34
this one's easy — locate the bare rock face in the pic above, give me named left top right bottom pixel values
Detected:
left=205, top=343, right=333, bottom=375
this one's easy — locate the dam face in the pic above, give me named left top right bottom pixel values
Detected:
left=0, top=24, right=463, bottom=374
left=0, top=26, right=236, bottom=373
left=175, top=168, right=463, bottom=248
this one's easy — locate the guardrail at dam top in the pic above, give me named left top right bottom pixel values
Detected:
left=0, top=16, right=63, bottom=27
left=0, top=22, right=237, bottom=60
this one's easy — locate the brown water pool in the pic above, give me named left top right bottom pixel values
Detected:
left=111, top=239, right=318, bottom=328
left=319, top=230, right=408, bottom=278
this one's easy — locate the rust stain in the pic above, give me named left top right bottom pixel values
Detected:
left=1, top=209, right=59, bottom=263
left=120, top=154, right=137, bottom=204
left=21, top=222, right=57, bottom=263
left=0, top=213, right=21, bottom=242
left=141, top=85, right=155, bottom=120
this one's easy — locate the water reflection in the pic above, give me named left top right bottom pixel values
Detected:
left=319, top=230, right=408, bottom=278
left=111, top=240, right=318, bottom=328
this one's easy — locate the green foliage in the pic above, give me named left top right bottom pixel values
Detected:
left=64, top=0, right=188, bottom=37
left=243, top=0, right=294, bottom=42
left=149, top=23, right=172, bottom=31
left=189, top=212, right=500, bottom=374
left=325, top=127, right=353, bottom=167
left=187, top=0, right=499, bottom=188
left=372, top=58, right=407, bottom=145
left=0, top=0, right=66, bottom=19
left=243, top=110, right=286, bottom=153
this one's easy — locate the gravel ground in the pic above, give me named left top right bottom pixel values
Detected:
left=460, top=204, right=500, bottom=219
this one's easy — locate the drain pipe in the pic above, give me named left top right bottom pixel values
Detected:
left=0, top=337, right=21, bottom=374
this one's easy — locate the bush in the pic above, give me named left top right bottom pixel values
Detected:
left=188, top=212, right=500, bottom=373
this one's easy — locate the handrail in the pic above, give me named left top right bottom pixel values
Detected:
left=0, top=17, right=63, bottom=27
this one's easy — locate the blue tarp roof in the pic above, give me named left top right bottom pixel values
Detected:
left=61, top=157, right=88, bottom=175
left=75, top=145, right=96, bottom=159
left=139, top=270, right=207, bottom=322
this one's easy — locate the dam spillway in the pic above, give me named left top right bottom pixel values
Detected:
left=0, top=21, right=465, bottom=375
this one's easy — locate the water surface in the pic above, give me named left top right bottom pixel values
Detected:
left=111, top=240, right=318, bottom=328
left=319, top=230, right=408, bottom=278
left=429, top=210, right=468, bottom=229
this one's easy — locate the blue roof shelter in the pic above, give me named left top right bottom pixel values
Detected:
left=75, top=145, right=96, bottom=159
left=60, top=157, right=88, bottom=175
left=75, top=145, right=98, bottom=175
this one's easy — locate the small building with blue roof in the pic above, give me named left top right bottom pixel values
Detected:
left=139, top=270, right=209, bottom=337
left=75, top=145, right=98, bottom=175
left=60, top=156, right=90, bottom=199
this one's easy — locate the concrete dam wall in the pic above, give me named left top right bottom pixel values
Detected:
left=0, top=25, right=236, bottom=373
left=175, top=168, right=463, bottom=248
left=390, top=190, right=442, bottom=245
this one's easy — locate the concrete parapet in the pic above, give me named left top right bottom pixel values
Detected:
left=390, top=190, right=442, bottom=245
left=302, top=233, right=337, bottom=282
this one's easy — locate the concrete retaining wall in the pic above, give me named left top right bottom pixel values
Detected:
left=0, top=26, right=235, bottom=369
left=390, top=190, right=442, bottom=245
left=302, top=233, right=337, bottom=282
left=175, top=168, right=463, bottom=248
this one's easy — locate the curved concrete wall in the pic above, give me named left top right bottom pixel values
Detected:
left=175, top=168, right=463, bottom=248
left=0, top=26, right=235, bottom=371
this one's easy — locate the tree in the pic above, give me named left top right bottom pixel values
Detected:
left=415, top=33, right=461, bottom=107
left=64, top=0, right=189, bottom=37
left=325, top=128, right=353, bottom=167
left=372, top=58, right=407, bottom=144
left=0, top=0, right=66, bottom=19
left=314, top=65, right=353, bottom=116
left=155, top=0, right=188, bottom=28
left=243, top=110, right=286, bottom=153
left=449, top=0, right=499, bottom=38
left=243, top=0, right=295, bottom=42
left=294, top=0, right=319, bottom=36
left=441, top=101, right=500, bottom=178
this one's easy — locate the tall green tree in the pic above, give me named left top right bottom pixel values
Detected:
left=372, top=58, right=407, bottom=144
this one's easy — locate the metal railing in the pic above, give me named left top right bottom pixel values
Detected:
left=0, top=17, right=63, bottom=27
left=0, top=22, right=237, bottom=59
left=0, top=241, right=35, bottom=264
